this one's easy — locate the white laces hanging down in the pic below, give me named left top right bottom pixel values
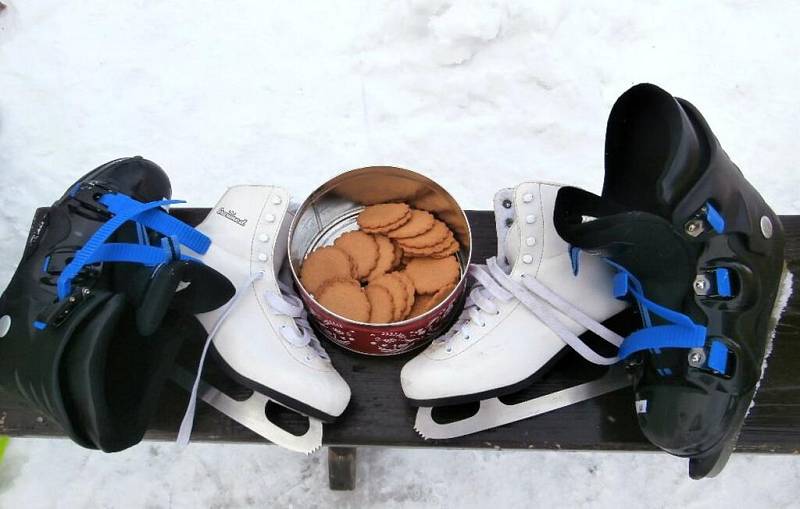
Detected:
left=176, top=275, right=330, bottom=447
left=265, top=282, right=329, bottom=359
left=442, top=257, right=622, bottom=365
left=177, top=270, right=265, bottom=446
left=440, top=265, right=513, bottom=350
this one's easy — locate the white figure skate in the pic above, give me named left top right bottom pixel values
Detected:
left=404, top=182, right=630, bottom=439
left=176, top=185, right=351, bottom=453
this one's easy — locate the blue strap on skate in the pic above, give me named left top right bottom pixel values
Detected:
left=55, top=192, right=211, bottom=300
left=81, top=238, right=194, bottom=266
left=569, top=246, right=581, bottom=276
left=605, top=260, right=729, bottom=374
left=100, top=193, right=210, bottom=253
left=705, top=202, right=725, bottom=234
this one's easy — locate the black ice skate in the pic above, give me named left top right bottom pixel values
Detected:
left=0, top=157, right=232, bottom=452
left=554, top=84, right=792, bottom=479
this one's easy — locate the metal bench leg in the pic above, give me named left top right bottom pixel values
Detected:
left=328, top=447, right=357, bottom=490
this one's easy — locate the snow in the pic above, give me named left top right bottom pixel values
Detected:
left=2, top=439, right=799, bottom=508
left=1, top=0, right=799, bottom=507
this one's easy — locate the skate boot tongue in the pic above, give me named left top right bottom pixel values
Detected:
left=603, top=83, right=704, bottom=218
left=122, top=260, right=234, bottom=336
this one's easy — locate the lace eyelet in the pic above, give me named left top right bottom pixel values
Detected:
left=446, top=347, right=453, bottom=352
left=305, top=355, right=311, bottom=361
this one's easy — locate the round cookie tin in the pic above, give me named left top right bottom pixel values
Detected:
left=288, top=166, right=472, bottom=356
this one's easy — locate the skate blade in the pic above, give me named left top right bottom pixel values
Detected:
left=414, top=364, right=631, bottom=440
left=172, top=367, right=323, bottom=454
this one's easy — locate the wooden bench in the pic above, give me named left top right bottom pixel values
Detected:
left=2, top=209, right=799, bottom=489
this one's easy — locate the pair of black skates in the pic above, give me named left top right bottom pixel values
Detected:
left=0, top=84, right=789, bottom=479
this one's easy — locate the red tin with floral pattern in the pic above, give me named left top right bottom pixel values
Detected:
left=288, top=166, right=472, bottom=356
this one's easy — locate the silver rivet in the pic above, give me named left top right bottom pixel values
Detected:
left=693, top=275, right=710, bottom=295
left=502, top=199, right=512, bottom=209
left=522, top=254, right=533, bottom=264
left=685, top=219, right=705, bottom=237
left=258, top=233, right=270, bottom=243
left=688, top=348, right=706, bottom=367
left=523, top=193, right=533, bottom=203
left=258, top=253, right=268, bottom=262
left=0, top=315, right=10, bottom=338
left=265, top=214, right=276, bottom=223
left=271, top=195, right=282, bottom=205
left=760, top=216, right=773, bottom=239
left=526, top=214, right=536, bottom=224
left=525, top=237, right=536, bottom=247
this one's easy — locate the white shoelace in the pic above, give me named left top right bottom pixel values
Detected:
left=441, top=257, right=622, bottom=365
left=264, top=282, right=329, bottom=360
left=177, top=273, right=327, bottom=446
left=438, top=264, right=514, bottom=349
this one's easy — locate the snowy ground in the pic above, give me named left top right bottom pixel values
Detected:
left=1, top=1, right=799, bottom=507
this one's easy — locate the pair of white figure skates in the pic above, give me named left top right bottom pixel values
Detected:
left=176, top=182, right=629, bottom=453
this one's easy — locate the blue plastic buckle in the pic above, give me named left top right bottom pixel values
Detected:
left=34, top=286, right=93, bottom=329
left=714, top=268, right=732, bottom=297
left=707, top=341, right=729, bottom=374
left=613, top=271, right=629, bottom=299
left=70, top=181, right=115, bottom=215
left=696, top=267, right=733, bottom=298
left=704, top=202, right=725, bottom=234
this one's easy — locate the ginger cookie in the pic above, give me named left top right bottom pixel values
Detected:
left=391, top=243, right=404, bottom=269
left=367, top=235, right=395, bottom=281
left=300, top=246, right=357, bottom=294
left=357, top=203, right=411, bottom=230
left=315, top=275, right=360, bottom=295
left=430, top=237, right=460, bottom=258
left=333, top=230, right=379, bottom=279
left=409, top=282, right=455, bottom=318
left=408, top=294, right=434, bottom=318
left=365, top=284, right=394, bottom=324
left=404, top=236, right=460, bottom=258
left=370, top=274, right=408, bottom=321
left=361, top=211, right=412, bottom=234
left=393, top=271, right=416, bottom=316
left=316, top=277, right=371, bottom=322
left=404, top=256, right=460, bottom=294
left=396, top=220, right=450, bottom=249
left=387, top=209, right=435, bottom=239
left=428, top=282, right=456, bottom=308
left=400, top=233, right=456, bottom=256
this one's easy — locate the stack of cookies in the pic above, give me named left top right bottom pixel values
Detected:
left=299, top=202, right=461, bottom=324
